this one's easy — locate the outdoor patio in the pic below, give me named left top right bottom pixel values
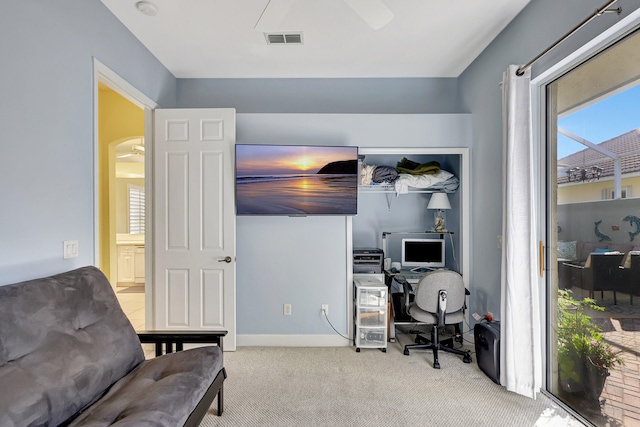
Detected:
left=561, top=288, right=640, bottom=426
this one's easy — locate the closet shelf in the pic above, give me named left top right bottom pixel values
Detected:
left=358, top=185, right=454, bottom=194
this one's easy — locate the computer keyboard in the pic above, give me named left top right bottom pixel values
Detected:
left=392, top=273, right=423, bottom=285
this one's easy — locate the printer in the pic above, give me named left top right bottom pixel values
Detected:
left=353, top=248, right=384, bottom=274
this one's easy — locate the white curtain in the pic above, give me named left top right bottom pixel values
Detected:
left=500, top=65, right=542, bottom=398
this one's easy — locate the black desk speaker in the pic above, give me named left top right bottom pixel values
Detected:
left=474, top=321, right=501, bottom=384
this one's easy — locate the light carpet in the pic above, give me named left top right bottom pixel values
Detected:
left=200, top=337, right=582, bottom=427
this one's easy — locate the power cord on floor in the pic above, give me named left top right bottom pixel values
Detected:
left=322, top=308, right=353, bottom=342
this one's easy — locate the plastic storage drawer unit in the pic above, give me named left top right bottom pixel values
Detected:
left=353, top=276, right=388, bottom=352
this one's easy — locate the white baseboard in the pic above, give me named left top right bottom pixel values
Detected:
left=237, top=334, right=351, bottom=347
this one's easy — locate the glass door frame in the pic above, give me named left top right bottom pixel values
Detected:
left=530, top=8, right=640, bottom=409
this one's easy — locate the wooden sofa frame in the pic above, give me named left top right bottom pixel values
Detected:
left=136, top=331, right=228, bottom=424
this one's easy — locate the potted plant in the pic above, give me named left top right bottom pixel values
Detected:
left=557, top=290, right=624, bottom=400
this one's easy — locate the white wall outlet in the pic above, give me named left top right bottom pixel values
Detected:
left=321, top=304, right=329, bottom=315
left=497, top=235, right=503, bottom=249
left=283, top=304, right=292, bottom=316
left=63, top=240, right=78, bottom=259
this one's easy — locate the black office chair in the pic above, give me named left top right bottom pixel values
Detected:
left=399, top=270, right=472, bottom=369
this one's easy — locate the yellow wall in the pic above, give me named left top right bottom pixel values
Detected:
left=98, top=84, right=144, bottom=281
left=558, top=175, right=640, bottom=205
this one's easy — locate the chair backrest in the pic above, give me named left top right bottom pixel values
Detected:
left=414, top=270, right=465, bottom=314
left=589, top=253, right=625, bottom=281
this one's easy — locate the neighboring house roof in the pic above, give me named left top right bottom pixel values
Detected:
left=557, top=128, right=640, bottom=184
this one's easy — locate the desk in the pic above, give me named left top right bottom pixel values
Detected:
left=384, top=268, right=428, bottom=287
left=384, top=269, right=428, bottom=342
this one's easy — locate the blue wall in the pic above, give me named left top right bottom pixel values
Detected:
left=177, top=78, right=460, bottom=113
left=4, top=0, right=640, bottom=340
left=458, top=0, right=640, bottom=319
left=179, top=0, right=640, bottom=332
left=0, top=1, right=176, bottom=284
left=233, top=114, right=470, bottom=341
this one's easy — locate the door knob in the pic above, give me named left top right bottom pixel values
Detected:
left=218, top=256, right=232, bottom=263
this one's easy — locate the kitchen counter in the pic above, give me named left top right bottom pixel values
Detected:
left=116, top=234, right=144, bottom=245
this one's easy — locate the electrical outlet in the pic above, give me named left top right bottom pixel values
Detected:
left=497, top=235, right=502, bottom=249
left=283, top=304, right=291, bottom=316
left=321, top=304, right=329, bottom=315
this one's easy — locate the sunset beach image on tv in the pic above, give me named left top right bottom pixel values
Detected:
left=235, top=144, right=358, bottom=215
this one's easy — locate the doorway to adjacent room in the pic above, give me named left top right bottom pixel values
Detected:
left=94, top=60, right=156, bottom=331
left=98, top=82, right=146, bottom=329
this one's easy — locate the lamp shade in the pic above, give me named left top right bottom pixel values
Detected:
left=427, top=192, right=451, bottom=210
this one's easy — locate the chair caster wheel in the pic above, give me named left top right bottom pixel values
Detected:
left=434, top=361, right=441, bottom=369
left=404, top=349, right=410, bottom=356
left=356, top=348, right=360, bottom=353
left=463, top=352, right=472, bottom=364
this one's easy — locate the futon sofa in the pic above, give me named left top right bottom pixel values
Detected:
left=0, top=266, right=226, bottom=427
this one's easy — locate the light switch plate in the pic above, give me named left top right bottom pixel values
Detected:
left=63, top=240, right=78, bottom=259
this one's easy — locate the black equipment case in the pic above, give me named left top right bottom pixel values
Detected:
left=474, top=321, right=501, bottom=384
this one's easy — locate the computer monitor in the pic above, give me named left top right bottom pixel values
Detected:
left=401, top=238, right=445, bottom=269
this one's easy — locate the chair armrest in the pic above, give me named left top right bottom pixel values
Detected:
left=393, top=276, right=413, bottom=317
left=137, top=330, right=227, bottom=356
left=561, top=262, right=587, bottom=271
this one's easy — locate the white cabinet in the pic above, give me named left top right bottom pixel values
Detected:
left=117, top=246, right=136, bottom=283
left=117, top=244, right=145, bottom=285
left=353, top=277, right=387, bottom=352
left=134, top=246, right=145, bottom=284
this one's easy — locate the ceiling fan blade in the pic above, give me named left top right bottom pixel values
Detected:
left=254, top=0, right=296, bottom=31
left=343, top=0, right=394, bottom=30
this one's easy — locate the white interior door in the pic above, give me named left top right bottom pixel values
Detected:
left=153, top=108, right=236, bottom=350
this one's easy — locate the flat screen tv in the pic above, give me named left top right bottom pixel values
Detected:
left=401, top=238, right=445, bottom=270
left=235, top=144, right=358, bottom=216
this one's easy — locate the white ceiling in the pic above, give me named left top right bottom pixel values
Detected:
left=101, top=0, right=531, bottom=79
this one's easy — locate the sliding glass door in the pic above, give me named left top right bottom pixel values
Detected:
left=546, top=29, right=640, bottom=425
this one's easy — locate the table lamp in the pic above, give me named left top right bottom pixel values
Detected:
left=427, top=192, right=451, bottom=232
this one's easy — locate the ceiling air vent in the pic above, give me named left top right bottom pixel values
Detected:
left=265, top=32, right=304, bottom=45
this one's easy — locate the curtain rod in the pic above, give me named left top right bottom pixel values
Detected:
left=516, top=0, right=621, bottom=76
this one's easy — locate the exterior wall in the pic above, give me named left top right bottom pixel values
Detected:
left=558, top=175, right=640, bottom=204
left=558, top=198, right=640, bottom=246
